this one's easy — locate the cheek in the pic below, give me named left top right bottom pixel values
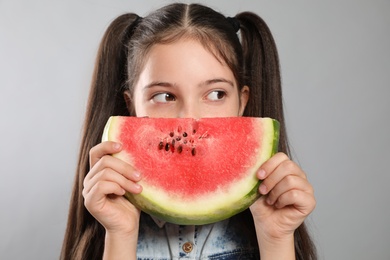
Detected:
left=229, top=94, right=243, bottom=116
left=132, top=87, right=145, bottom=117
left=205, top=99, right=242, bottom=117
left=134, top=102, right=178, bottom=118
left=133, top=102, right=151, bottom=117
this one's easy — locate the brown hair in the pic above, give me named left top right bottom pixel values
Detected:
left=61, top=3, right=316, bottom=259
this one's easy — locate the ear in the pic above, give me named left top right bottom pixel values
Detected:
left=238, top=86, right=249, bottom=116
left=123, top=90, right=133, bottom=114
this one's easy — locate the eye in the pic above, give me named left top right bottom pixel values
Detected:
left=151, top=93, right=176, bottom=103
left=206, top=90, right=227, bottom=101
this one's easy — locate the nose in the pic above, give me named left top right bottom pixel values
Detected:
left=178, top=100, right=201, bottom=119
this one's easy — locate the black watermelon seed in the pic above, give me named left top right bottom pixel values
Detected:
left=169, top=132, right=174, bottom=137
left=183, top=132, right=188, bottom=137
left=158, top=141, right=164, bottom=150
left=191, top=147, right=196, bottom=156
left=177, top=145, right=183, bottom=154
left=165, top=143, right=170, bottom=151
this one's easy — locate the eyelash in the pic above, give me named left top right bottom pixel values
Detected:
left=150, top=90, right=227, bottom=104
left=151, top=92, right=176, bottom=103
left=206, top=90, right=227, bottom=101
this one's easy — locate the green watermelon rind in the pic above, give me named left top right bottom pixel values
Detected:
left=124, top=179, right=261, bottom=225
left=272, top=119, right=280, bottom=155
left=102, top=116, right=280, bottom=225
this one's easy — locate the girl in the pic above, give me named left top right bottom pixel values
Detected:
left=61, top=3, right=317, bottom=260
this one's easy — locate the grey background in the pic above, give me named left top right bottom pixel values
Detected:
left=1, top=0, right=389, bottom=259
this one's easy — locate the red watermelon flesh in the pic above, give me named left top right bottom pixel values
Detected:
left=102, top=116, right=279, bottom=225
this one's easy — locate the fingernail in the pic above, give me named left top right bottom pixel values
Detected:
left=113, top=143, right=122, bottom=150
left=259, top=183, right=267, bottom=194
left=134, top=171, right=141, bottom=179
left=258, top=169, right=266, bottom=179
left=134, top=183, right=142, bottom=192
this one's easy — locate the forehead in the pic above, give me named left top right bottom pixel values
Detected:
left=129, top=31, right=239, bottom=91
left=136, top=39, right=236, bottom=86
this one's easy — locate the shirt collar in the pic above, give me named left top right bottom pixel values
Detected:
left=150, top=215, right=167, bottom=228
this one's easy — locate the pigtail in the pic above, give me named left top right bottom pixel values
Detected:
left=236, top=12, right=289, bottom=155
left=237, top=13, right=317, bottom=260
left=60, top=13, right=140, bottom=260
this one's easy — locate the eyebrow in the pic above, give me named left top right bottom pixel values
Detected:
left=143, top=78, right=235, bottom=90
left=202, top=78, right=235, bottom=88
left=143, top=81, right=174, bottom=90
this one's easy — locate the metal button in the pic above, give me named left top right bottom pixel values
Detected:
left=182, top=241, right=193, bottom=253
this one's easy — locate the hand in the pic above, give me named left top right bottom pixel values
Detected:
left=82, top=141, right=143, bottom=237
left=250, top=152, right=316, bottom=242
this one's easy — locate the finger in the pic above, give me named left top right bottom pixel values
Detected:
left=259, top=158, right=306, bottom=195
left=257, top=152, right=290, bottom=180
left=84, top=166, right=143, bottom=196
left=266, top=175, right=313, bottom=205
left=89, top=141, right=122, bottom=169
left=273, top=189, right=316, bottom=216
left=85, top=154, right=142, bottom=184
left=84, top=180, right=126, bottom=210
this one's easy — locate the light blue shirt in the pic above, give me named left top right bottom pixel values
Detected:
left=137, top=212, right=259, bottom=259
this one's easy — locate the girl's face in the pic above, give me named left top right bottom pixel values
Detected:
left=129, top=39, right=248, bottom=118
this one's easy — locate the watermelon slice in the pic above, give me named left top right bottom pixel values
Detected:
left=102, top=116, right=279, bottom=225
